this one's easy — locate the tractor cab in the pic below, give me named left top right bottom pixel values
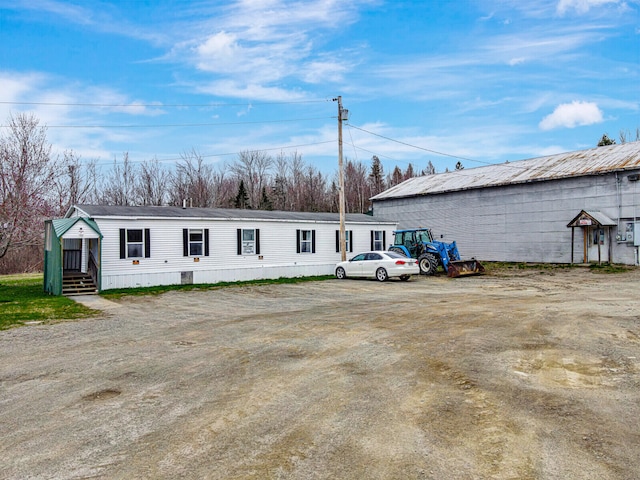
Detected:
left=393, top=229, right=433, bottom=258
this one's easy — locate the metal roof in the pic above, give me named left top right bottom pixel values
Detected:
left=70, top=205, right=393, bottom=224
left=567, top=210, right=616, bottom=228
left=372, top=141, right=640, bottom=200
left=51, top=217, right=102, bottom=238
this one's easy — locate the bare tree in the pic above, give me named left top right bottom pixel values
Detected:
left=52, top=150, right=99, bottom=215
left=230, top=150, right=273, bottom=209
left=344, top=160, right=369, bottom=213
left=169, top=149, right=217, bottom=207
left=138, top=157, right=170, bottom=206
left=619, top=129, right=640, bottom=144
left=388, top=166, right=404, bottom=187
left=0, top=113, right=57, bottom=260
left=101, top=153, right=137, bottom=206
left=422, top=160, right=436, bottom=175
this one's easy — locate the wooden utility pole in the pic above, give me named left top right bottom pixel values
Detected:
left=336, top=96, right=347, bottom=261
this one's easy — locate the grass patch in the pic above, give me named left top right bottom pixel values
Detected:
left=0, top=274, right=100, bottom=330
left=589, top=263, right=635, bottom=274
left=101, top=275, right=335, bottom=299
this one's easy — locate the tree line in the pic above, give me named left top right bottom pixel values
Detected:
left=0, top=113, right=430, bottom=273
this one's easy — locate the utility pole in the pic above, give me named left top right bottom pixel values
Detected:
left=334, top=96, right=348, bottom=261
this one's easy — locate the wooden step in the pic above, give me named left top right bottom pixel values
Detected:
left=63, top=273, right=98, bottom=295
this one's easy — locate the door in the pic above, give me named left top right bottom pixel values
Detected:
left=587, top=227, right=609, bottom=263
left=361, top=252, right=383, bottom=277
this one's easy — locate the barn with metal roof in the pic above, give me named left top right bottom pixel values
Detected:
left=371, top=141, right=640, bottom=265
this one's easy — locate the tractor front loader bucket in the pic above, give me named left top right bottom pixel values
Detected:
left=447, top=259, right=485, bottom=278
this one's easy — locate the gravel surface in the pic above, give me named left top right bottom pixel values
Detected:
left=1, top=267, right=639, bottom=479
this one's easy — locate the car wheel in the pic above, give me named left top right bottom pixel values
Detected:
left=400, top=275, right=411, bottom=281
left=389, top=246, right=407, bottom=256
left=376, top=267, right=388, bottom=282
left=418, top=253, right=438, bottom=275
left=335, top=266, right=347, bottom=279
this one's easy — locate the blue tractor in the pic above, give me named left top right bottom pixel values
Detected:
left=389, top=228, right=485, bottom=277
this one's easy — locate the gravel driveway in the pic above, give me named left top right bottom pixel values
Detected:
left=1, top=267, right=639, bottom=479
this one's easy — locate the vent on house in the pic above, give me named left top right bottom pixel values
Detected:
left=628, top=174, right=639, bottom=182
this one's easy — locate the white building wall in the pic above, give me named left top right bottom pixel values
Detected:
left=373, top=172, right=640, bottom=265
left=94, top=217, right=395, bottom=290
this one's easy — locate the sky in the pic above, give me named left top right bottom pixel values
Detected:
left=1, top=0, right=639, bottom=176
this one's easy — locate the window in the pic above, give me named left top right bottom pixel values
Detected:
left=189, top=229, right=203, bottom=256
left=183, top=229, right=209, bottom=257
left=370, top=230, right=386, bottom=251
left=120, top=228, right=150, bottom=259
left=127, top=229, right=143, bottom=257
left=237, top=228, right=260, bottom=255
left=296, top=229, right=316, bottom=253
left=335, top=230, right=353, bottom=253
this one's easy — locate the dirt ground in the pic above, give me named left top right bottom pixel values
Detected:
left=1, top=266, right=639, bottom=480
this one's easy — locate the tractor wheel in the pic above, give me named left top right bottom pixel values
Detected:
left=399, top=275, right=411, bottom=281
left=389, top=246, right=407, bottom=256
left=375, top=267, right=388, bottom=282
left=335, top=266, right=347, bottom=279
left=418, top=253, right=438, bottom=276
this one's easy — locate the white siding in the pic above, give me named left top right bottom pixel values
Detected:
left=95, top=217, right=396, bottom=290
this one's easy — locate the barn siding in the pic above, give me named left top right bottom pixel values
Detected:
left=373, top=172, right=640, bottom=265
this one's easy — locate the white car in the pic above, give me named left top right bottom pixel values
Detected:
left=335, top=250, right=420, bottom=282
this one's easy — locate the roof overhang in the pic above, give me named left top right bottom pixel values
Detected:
left=567, top=210, right=616, bottom=228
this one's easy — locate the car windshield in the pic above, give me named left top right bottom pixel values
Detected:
left=385, top=251, right=406, bottom=259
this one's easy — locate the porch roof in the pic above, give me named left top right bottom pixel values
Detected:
left=567, top=210, right=616, bottom=228
left=51, top=217, right=102, bottom=238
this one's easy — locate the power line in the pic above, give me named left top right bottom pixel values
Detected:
left=346, top=123, right=485, bottom=165
left=0, top=99, right=331, bottom=108
left=98, top=140, right=337, bottom=165
left=0, top=116, right=333, bottom=129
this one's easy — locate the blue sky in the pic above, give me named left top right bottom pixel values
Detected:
left=1, top=0, right=639, bottom=175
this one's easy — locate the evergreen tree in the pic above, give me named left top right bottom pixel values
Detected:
left=368, top=155, right=385, bottom=195
left=259, top=186, right=272, bottom=210
left=234, top=179, right=250, bottom=209
left=597, top=133, right=616, bottom=146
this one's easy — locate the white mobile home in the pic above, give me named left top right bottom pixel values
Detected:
left=372, top=142, right=640, bottom=265
left=44, top=205, right=397, bottom=295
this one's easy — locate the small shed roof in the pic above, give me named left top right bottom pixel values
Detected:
left=68, top=205, right=394, bottom=224
left=372, top=141, right=640, bottom=200
left=567, top=210, right=616, bottom=228
left=51, top=217, right=102, bottom=238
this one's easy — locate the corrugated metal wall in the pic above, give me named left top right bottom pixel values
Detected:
left=373, top=172, right=640, bottom=264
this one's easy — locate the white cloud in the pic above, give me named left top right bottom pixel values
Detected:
left=556, top=0, right=622, bottom=15
left=539, top=101, right=603, bottom=130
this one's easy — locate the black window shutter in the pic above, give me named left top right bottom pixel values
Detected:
left=370, top=230, right=374, bottom=250
left=349, top=230, right=354, bottom=252
left=144, top=229, right=151, bottom=258
left=312, top=230, right=316, bottom=253
left=204, top=229, right=210, bottom=256
left=237, top=229, right=242, bottom=255
left=255, top=229, right=260, bottom=255
left=183, top=229, right=188, bottom=256
left=383, top=231, right=386, bottom=249
left=296, top=229, right=301, bottom=253
left=336, top=230, right=339, bottom=252
left=119, top=229, right=126, bottom=259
